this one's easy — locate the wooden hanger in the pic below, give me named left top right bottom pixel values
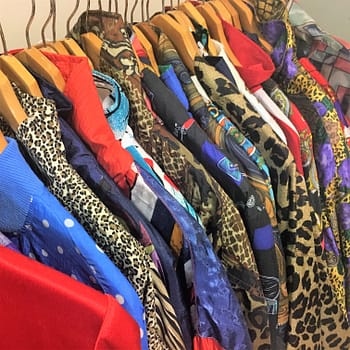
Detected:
left=79, top=0, right=103, bottom=69
left=195, top=2, right=241, bottom=66
left=132, top=25, right=160, bottom=75
left=151, top=12, right=200, bottom=73
left=178, top=1, right=218, bottom=55
left=15, top=0, right=66, bottom=92
left=167, top=8, right=217, bottom=56
left=217, top=0, right=242, bottom=30
left=80, top=32, right=102, bottom=70
left=0, top=129, right=7, bottom=153
left=178, top=2, right=208, bottom=30
left=0, top=70, right=28, bottom=132
left=226, top=0, right=272, bottom=52
left=0, top=20, right=43, bottom=97
left=61, top=0, right=94, bottom=69
left=208, top=0, right=234, bottom=25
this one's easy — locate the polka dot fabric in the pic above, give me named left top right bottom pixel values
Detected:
left=0, top=137, right=147, bottom=349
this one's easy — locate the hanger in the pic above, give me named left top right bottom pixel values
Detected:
left=217, top=0, right=242, bottom=30
left=194, top=1, right=241, bottom=66
left=207, top=0, right=234, bottom=25
left=0, top=67, right=28, bottom=132
left=80, top=0, right=103, bottom=69
left=15, top=0, right=66, bottom=92
left=132, top=0, right=170, bottom=74
left=226, top=0, right=272, bottom=52
left=168, top=7, right=217, bottom=56
left=178, top=1, right=208, bottom=29
left=0, top=130, right=7, bottom=153
left=128, top=0, right=148, bottom=71
left=62, top=0, right=94, bottom=69
left=150, top=3, right=200, bottom=74
left=0, top=18, right=43, bottom=97
left=132, top=24, right=160, bottom=75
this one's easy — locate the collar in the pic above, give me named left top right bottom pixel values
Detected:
left=222, top=19, right=275, bottom=90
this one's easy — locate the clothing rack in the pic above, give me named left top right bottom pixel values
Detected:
left=0, top=0, right=163, bottom=51
left=1, top=1, right=350, bottom=350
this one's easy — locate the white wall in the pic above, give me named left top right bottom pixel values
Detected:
left=0, top=1, right=348, bottom=51
left=296, top=0, right=350, bottom=41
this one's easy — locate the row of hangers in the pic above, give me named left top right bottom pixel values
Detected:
left=0, top=0, right=121, bottom=153
left=147, top=0, right=272, bottom=73
left=0, top=0, right=270, bottom=153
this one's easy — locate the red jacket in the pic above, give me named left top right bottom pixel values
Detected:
left=43, top=52, right=137, bottom=196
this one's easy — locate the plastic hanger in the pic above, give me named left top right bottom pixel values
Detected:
left=0, top=19, right=43, bottom=97
left=62, top=0, right=94, bottom=69
left=80, top=0, right=103, bottom=69
left=0, top=130, right=7, bottom=153
left=195, top=2, right=241, bottom=66
left=217, top=0, right=242, bottom=30
left=226, top=0, right=272, bottom=52
left=15, top=0, right=66, bottom=92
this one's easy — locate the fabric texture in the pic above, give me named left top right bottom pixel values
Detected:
left=0, top=136, right=147, bottom=348
left=222, top=19, right=303, bottom=175
left=1, top=85, right=184, bottom=350
left=70, top=10, right=272, bottom=349
left=194, top=56, right=326, bottom=349
left=289, top=2, right=350, bottom=127
left=234, top=0, right=350, bottom=347
left=0, top=246, right=141, bottom=350
left=0, top=232, right=18, bottom=251
left=138, top=164, right=252, bottom=350
left=141, top=66, right=279, bottom=347
left=43, top=52, right=182, bottom=249
left=262, top=78, right=322, bottom=217
left=260, top=3, right=350, bottom=325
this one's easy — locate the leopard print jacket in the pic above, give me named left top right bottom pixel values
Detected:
left=9, top=86, right=185, bottom=350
